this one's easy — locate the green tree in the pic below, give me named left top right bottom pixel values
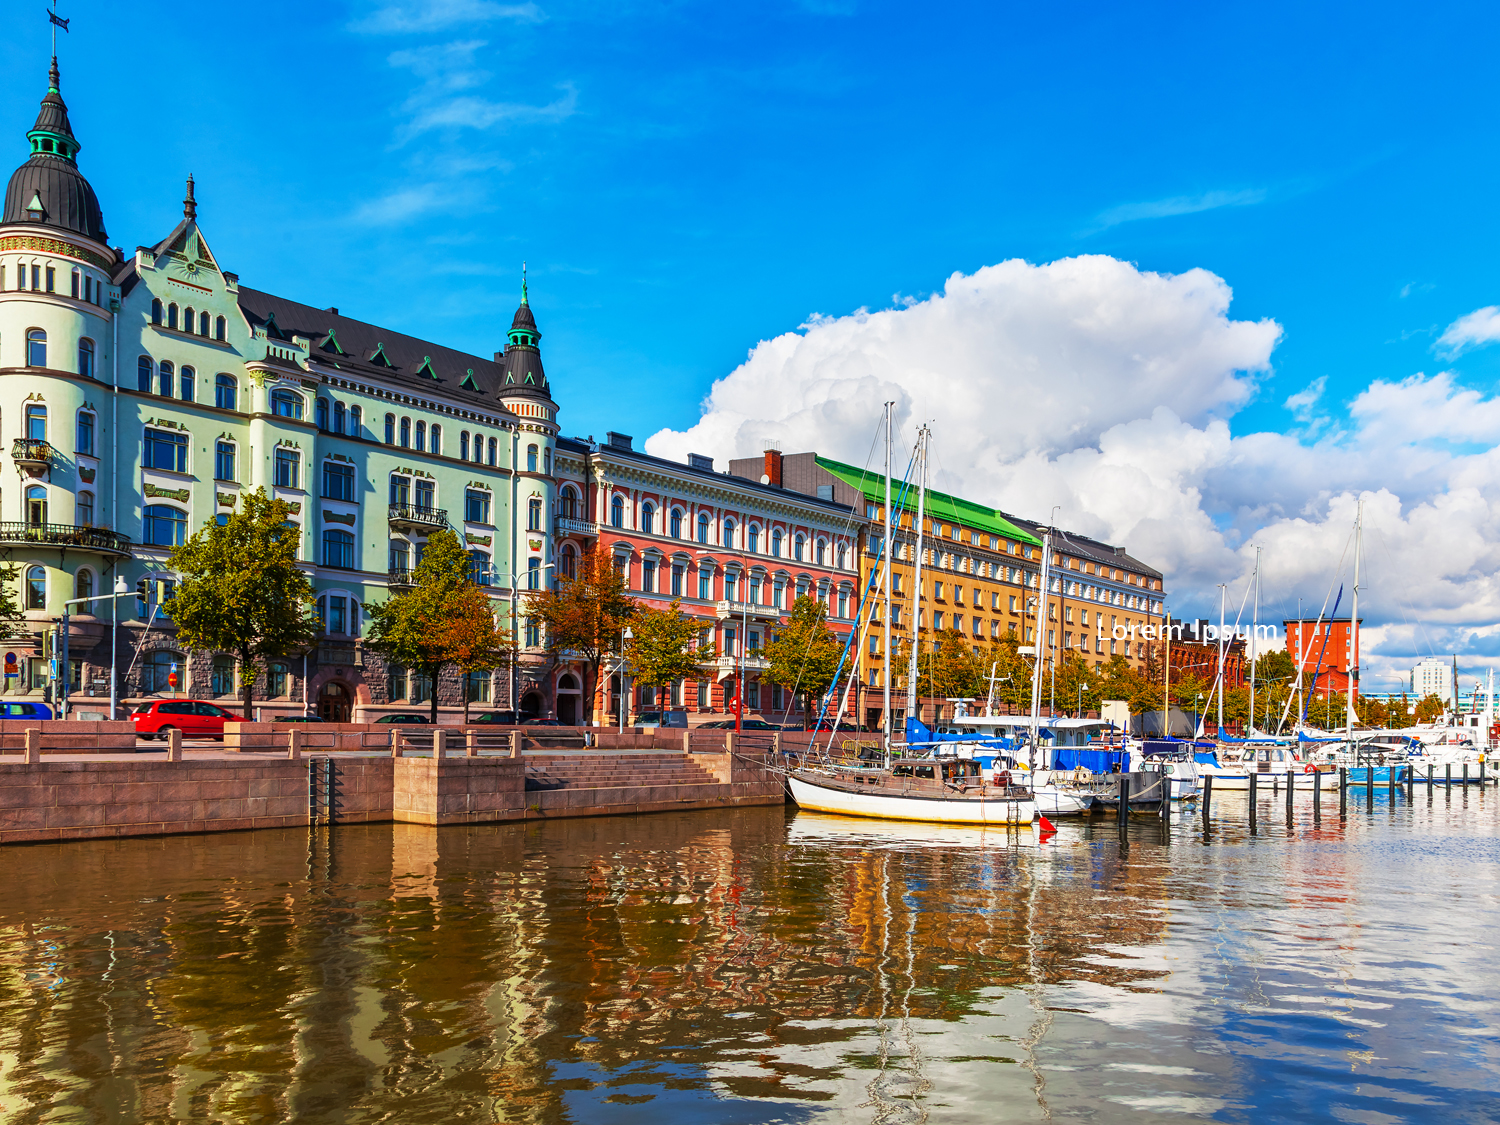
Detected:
left=919, top=629, right=986, bottom=701
left=762, top=595, right=843, bottom=727
left=165, top=488, right=317, bottom=721
left=364, top=529, right=500, bottom=723
left=1414, top=693, right=1446, bottom=723
left=525, top=549, right=636, bottom=725
left=626, top=599, right=711, bottom=713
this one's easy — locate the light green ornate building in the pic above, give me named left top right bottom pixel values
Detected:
left=0, top=59, right=562, bottom=720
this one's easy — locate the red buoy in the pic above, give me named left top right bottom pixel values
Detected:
left=1037, top=813, right=1057, bottom=835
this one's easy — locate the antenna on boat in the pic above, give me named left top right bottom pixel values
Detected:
left=883, top=401, right=894, bottom=764
left=1026, top=524, right=1054, bottom=771
left=1347, top=499, right=1362, bottom=743
left=905, top=426, right=928, bottom=730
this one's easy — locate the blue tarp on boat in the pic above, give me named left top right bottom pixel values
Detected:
left=1051, top=746, right=1127, bottom=772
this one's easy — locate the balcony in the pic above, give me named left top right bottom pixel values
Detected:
left=0, top=522, right=131, bottom=556
left=12, top=438, right=53, bottom=474
left=388, top=567, right=415, bottom=589
left=712, top=654, right=770, bottom=679
left=555, top=516, right=598, bottom=537
left=714, top=599, right=784, bottom=624
left=388, top=504, right=447, bottom=532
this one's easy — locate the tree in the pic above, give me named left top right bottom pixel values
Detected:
left=626, top=599, right=712, bottom=713
left=1414, top=693, right=1446, bottom=723
left=364, top=530, right=505, bottom=723
left=166, top=488, right=317, bottom=721
left=525, top=548, right=636, bottom=725
left=762, top=595, right=843, bottom=727
left=919, top=629, right=987, bottom=701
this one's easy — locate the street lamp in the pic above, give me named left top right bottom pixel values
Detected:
left=58, top=575, right=131, bottom=720
left=618, top=626, right=634, bottom=733
left=1077, top=681, right=1089, bottom=718
left=507, top=563, right=554, bottom=722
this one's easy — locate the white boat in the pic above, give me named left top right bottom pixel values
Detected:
left=1199, top=743, right=1338, bottom=790
left=787, top=759, right=1038, bottom=825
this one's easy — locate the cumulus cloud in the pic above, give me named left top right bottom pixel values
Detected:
left=351, top=0, right=544, bottom=34
left=1437, top=305, right=1500, bottom=356
left=646, top=255, right=1500, bottom=684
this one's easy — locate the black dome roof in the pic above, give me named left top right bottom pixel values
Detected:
left=2, top=59, right=107, bottom=243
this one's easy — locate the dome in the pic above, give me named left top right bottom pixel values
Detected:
left=2, top=59, right=107, bottom=243
left=500, top=282, right=551, bottom=398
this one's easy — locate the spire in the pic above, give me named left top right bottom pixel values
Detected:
left=27, top=55, right=78, bottom=162
left=521, top=260, right=528, bottom=305
left=48, top=56, right=59, bottom=94
left=183, top=174, right=196, bottom=219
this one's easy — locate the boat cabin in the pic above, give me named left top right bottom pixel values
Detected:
left=891, top=759, right=982, bottom=782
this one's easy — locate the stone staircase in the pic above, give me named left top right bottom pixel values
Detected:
left=525, top=753, right=717, bottom=792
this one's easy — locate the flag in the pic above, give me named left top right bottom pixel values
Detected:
left=48, top=11, right=69, bottom=30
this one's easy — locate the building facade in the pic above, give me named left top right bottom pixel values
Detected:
left=1284, top=617, right=1361, bottom=696
left=1411, top=656, right=1453, bottom=706
left=554, top=435, right=862, bottom=725
left=0, top=61, right=560, bottom=720
left=1164, top=618, right=1247, bottom=690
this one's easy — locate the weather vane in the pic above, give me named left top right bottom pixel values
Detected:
left=48, top=1, right=69, bottom=57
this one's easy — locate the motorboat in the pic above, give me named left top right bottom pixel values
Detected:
left=786, top=757, right=1038, bottom=825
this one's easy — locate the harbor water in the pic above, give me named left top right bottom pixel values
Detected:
left=0, top=786, right=1496, bottom=1123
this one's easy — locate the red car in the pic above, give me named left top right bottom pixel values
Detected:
left=132, top=699, right=245, bottom=740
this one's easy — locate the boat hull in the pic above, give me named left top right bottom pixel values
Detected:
left=788, top=773, right=1037, bottom=825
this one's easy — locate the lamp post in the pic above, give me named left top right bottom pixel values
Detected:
left=58, top=575, right=131, bottom=720
left=507, top=562, right=554, bottom=721
left=1077, top=681, right=1089, bottom=718
left=618, top=626, right=633, bottom=732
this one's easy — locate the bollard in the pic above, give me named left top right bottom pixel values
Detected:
left=509, top=730, right=522, bottom=759
left=1407, top=763, right=1415, bottom=800
left=1201, top=774, right=1213, bottom=836
left=1313, top=770, right=1322, bottom=822
left=726, top=732, right=736, bottom=755
left=1339, top=767, right=1347, bottom=818
left=773, top=730, right=782, bottom=758
left=1481, top=759, right=1487, bottom=787
left=288, top=728, right=303, bottom=761
left=1159, top=773, right=1168, bottom=819
left=22, top=726, right=40, bottom=764
left=391, top=729, right=403, bottom=758
left=1388, top=763, right=1395, bottom=805
left=1463, top=762, right=1470, bottom=788
left=1428, top=763, right=1435, bottom=793
left=1249, top=770, right=1258, bottom=834
left=433, top=729, right=446, bottom=761
left=166, top=727, right=183, bottom=762
left=1118, top=778, right=1130, bottom=833
left=1366, top=766, right=1374, bottom=812
left=1286, top=769, right=1295, bottom=825
left=1446, top=763, right=1452, bottom=789
left=466, top=730, right=479, bottom=758
left=683, top=729, right=692, bottom=755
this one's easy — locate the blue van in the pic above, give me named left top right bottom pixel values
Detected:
left=0, top=701, right=53, bottom=720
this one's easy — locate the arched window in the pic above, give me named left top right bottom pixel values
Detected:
left=158, top=360, right=173, bottom=398
left=76, top=489, right=94, bottom=524
left=528, top=496, right=543, bottom=531
left=350, top=405, right=362, bottom=437
left=215, top=315, right=226, bottom=341
left=333, top=400, right=345, bottom=435
left=183, top=307, right=195, bottom=334
left=25, top=328, right=45, bottom=367
left=25, top=404, right=46, bottom=441
left=527, top=444, right=538, bottom=472
left=815, top=538, right=827, bottom=565
left=199, top=311, right=210, bottom=336
left=641, top=503, right=655, bottom=534
left=322, top=529, right=355, bottom=569
left=468, top=550, right=493, bottom=585
left=771, top=529, right=783, bottom=557
left=723, top=519, right=736, bottom=547
left=151, top=298, right=163, bottom=325
left=611, top=495, right=625, bottom=527
left=748, top=524, right=760, bottom=553
left=544, top=448, right=551, bottom=476
left=25, top=485, right=46, bottom=526
left=69, top=268, right=79, bottom=297
left=316, top=397, right=329, bottom=431
left=74, top=568, right=93, bottom=602
left=179, top=365, right=194, bottom=402
left=143, top=504, right=187, bottom=546
left=430, top=424, right=440, bottom=455
left=270, top=389, right=303, bottom=419
left=25, top=565, right=45, bottom=610
left=487, top=437, right=497, bottom=466
left=77, top=337, right=94, bottom=379
left=793, top=533, right=805, bottom=561
left=167, top=303, right=178, bottom=330
left=698, top=513, right=710, bottom=544
left=399, top=417, right=411, bottom=447
left=415, top=421, right=426, bottom=451
left=215, top=373, right=236, bottom=410
left=138, top=356, right=153, bottom=392
left=75, top=409, right=94, bottom=455
left=837, top=544, right=847, bottom=570
left=560, top=545, right=578, bottom=579
left=670, top=508, right=683, bottom=538
left=384, top=413, right=396, bottom=444
left=460, top=432, right=470, bottom=460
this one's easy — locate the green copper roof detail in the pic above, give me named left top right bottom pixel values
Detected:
left=321, top=327, right=347, bottom=356
left=416, top=356, right=437, bottom=379
left=369, top=342, right=393, bottom=368
left=460, top=370, right=479, bottom=390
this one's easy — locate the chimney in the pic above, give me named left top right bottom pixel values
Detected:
left=606, top=432, right=633, bottom=451
left=764, top=448, right=783, bottom=487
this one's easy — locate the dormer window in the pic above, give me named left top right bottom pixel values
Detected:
left=40, top=139, right=52, bottom=152
left=24, top=193, right=42, bottom=221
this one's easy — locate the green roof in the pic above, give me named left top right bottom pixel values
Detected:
left=815, top=455, right=1043, bottom=548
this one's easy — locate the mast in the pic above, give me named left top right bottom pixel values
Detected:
left=1347, top=500, right=1362, bottom=739
left=1250, top=547, right=1260, bottom=734
left=1217, top=584, right=1226, bottom=736
left=883, top=402, right=893, bottom=751
left=905, top=427, right=928, bottom=724
left=1026, top=526, right=1053, bottom=769
left=1164, top=607, right=1171, bottom=737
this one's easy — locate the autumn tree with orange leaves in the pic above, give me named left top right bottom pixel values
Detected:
left=525, top=548, right=636, bottom=725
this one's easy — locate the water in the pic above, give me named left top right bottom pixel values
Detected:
left=1, top=786, right=1497, bottom=1123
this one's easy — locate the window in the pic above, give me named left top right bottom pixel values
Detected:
left=670, top=508, right=683, bottom=538
left=794, top=534, right=805, bottom=561
left=465, top=489, right=491, bottom=523
left=215, top=374, right=236, bottom=410
left=184, top=307, right=195, bottom=334
left=642, top=560, right=657, bottom=593
left=671, top=564, right=684, bottom=597
left=749, top=575, right=762, bottom=604
left=211, top=655, right=235, bottom=697
left=815, top=539, right=826, bottom=565
left=44, top=266, right=54, bottom=293
left=196, top=311, right=207, bottom=336
left=771, top=529, right=782, bottom=557
left=158, top=360, right=174, bottom=397
left=74, top=568, right=93, bottom=602
left=698, top=568, right=712, bottom=599
left=323, top=461, right=355, bottom=501
left=214, top=441, right=235, bottom=482
left=384, top=413, right=396, bottom=444
left=167, top=303, right=178, bottom=330
left=430, top=424, right=441, bottom=455
left=75, top=410, right=94, bottom=455
left=465, top=670, right=492, bottom=703
left=26, top=485, right=46, bottom=527
left=389, top=475, right=410, bottom=507
left=544, top=448, right=551, bottom=476
left=144, top=428, right=188, bottom=472
left=415, top=421, right=425, bottom=451
left=773, top=579, right=784, bottom=608
left=138, top=357, right=153, bottom=392
left=527, top=444, right=538, bottom=472
left=23, top=565, right=44, bottom=611
left=696, top=513, right=710, bottom=544
left=317, top=595, right=348, bottom=634
left=611, top=495, right=625, bottom=528
left=70, top=268, right=79, bottom=298
left=142, top=650, right=183, bottom=695
left=838, top=588, right=849, bottom=618
left=76, top=490, right=94, bottom=525
left=837, top=544, right=847, bottom=570
left=399, top=418, right=411, bottom=447
left=271, top=390, right=303, bottom=419
left=415, top=478, right=434, bottom=510
left=143, top=505, right=187, bottom=546
left=180, top=365, right=195, bottom=402
left=386, top=665, right=409, bottom=701
left=274, top=448, right=300, bottom=489
left=151, top=299, right=163, bottom=325
left=487, top=437, right=497, bottom=466
left=560, top=546, right=577, bottom=579
left=77, top=337, right=94, bottom=379
left=527, top=557, right=542, bottom=590
left=525, top=618, right=540, bottom=647
left=389, top=540, right=410, bottom=574
left=316, top=398, right=329, bottom=431
left=468, top=550, right=492, bottom=585
left=323, top=530, right=355, bottom=569
left=528, top=496, right=543, bottom=531
left=460, top=432, right=470, bottom=460
left=350, top=406, right=362, bottom=437
left=330, top=401, right=345, bottom=436
left=641, top=503, right=655, bottom=533
left=723, top=519, right=735, bottom=547
left=25, top=329, right=45, bottom=367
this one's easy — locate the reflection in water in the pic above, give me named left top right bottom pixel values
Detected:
left=0, top=791, right=1496, bottom=1122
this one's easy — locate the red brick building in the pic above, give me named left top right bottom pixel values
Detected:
left=551, top=435, right=863, bottom=725
left=1167, top=618, right=1247, bottom=689
left=1284, top=617, right=1360, bottom=695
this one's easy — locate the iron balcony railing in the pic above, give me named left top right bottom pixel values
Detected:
left=0, top=521, right=131, bottom=554
left=555, top=516, right=598, bottom=536
left=11, top=438, right=53, bottom=465
left=388, top=567, right=415, bottom=588
left=387, top=503, right=447, bottom=530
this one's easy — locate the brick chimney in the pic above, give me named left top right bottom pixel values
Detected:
left=764, top=448, right=783, bottom=487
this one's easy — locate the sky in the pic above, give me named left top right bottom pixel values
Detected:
left=6, top=0, right=1500, bottom=695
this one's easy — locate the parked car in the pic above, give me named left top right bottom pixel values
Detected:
left=696, top=718, right=783, bottom=731
left=0, top=701, right=52, bottom=720
left=273, top=715, right=324, bottom=723
left=522, top=717, right=560, bottom=726
left=469, top=710, right=522, bottom=725
left=132, top=699, right=244, bottom=740
left=372, top=713, right=431, bottom=725
left=633, top=709, right=688, bottom=729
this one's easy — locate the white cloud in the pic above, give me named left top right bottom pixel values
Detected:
left=645, top=255, right=1500, bottom=684
left=1437, top=304, right=1500, bottom=356
left=1090, top=189, right=1266, bottom=232
left=385, top=41, right=577, bottom=141
left=351, top=0, right=543, bottom=34
left=1283, top=375, right=1326, bottom=422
